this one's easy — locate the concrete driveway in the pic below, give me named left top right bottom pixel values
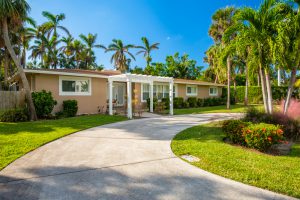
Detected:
left=0, top=113, right=295, bottom=200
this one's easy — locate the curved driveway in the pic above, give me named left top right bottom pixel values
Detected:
left=0, top=113, right=295, bottom=200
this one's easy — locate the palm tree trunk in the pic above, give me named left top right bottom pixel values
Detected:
left=257, top=71, right=260, bottom=86
left=265, top=69, right=273, bottom=114
left=4, top=50, right=8, bottom=82
left=2, top=19, right=37, bottom=121
left=233, top=78, right=237, bottom=103
left=259, top=66, right=269, bottom=114
left=284, top=68, right=297, bottom=114
left=244, top=64, right=248, bottom=106
left=214, top=75, right=218, bottom=83
left=227, top=56, right=231, bottom=109
left=277, top=68, right=281, bottom=86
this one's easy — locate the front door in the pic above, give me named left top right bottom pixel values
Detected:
left=113, top=83, right=125, bottom=106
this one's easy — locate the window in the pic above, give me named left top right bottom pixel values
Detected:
left=209, top=87, right=218, bottom=96
left=59, top=76, right=91, bottom=96
left=186, top=85, right=197, bottom=96
left=141, top=83, right=176, bottom=102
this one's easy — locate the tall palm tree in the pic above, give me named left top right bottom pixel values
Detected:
left=105, top=39, right=135, bottom=72
left=41, top=11, right=70, bottom=39
left=0, top=0, right=37, bottom=120
left=234, top=0, right=283, bottom=114
left=136, top=37, right=159, bottom=67
left=79, top=33, right=105, bottom=68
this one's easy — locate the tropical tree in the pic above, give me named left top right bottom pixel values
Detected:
left=136, top=37, right=160, bottom=67
left=105, top=39, right=135, bottom=72
left=0, top=0, right=37, bottom=120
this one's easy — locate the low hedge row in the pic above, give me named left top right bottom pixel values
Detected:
left=173, top=97, right=229, bottom=109
left=224, top=86, right=300, bottom=104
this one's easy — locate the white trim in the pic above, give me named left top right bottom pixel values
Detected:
left=174, top=80, right=225, bottom=87
left=209, top=87, right=218, bottom=96
left=141, top=83, right=175, bottom=102
left=108, top=73, right=173, bottom=83
left=24, top=69, right=108, bottom=79
left=59, top=76, right=92, bottom=96
left=173, top=84, right=178, bottom=97
left=186, top=85, right=198, bottom=96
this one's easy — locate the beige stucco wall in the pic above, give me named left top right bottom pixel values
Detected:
left=28, top=74, right=107, bottom=115
left=176, top=83, right=223, bottom=100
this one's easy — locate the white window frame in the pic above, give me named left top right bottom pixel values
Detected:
left=141, top=83, right=176, bottom=102
left=186, top=85, right=198, bottom=96
left=209, top=87, right=218, bottom=96
left=59, top=76, right=92, bottom=96
left=173, top=84, right=178, bottom=97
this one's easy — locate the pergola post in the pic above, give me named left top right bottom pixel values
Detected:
left=127, top=79, right=132, bottom=119
left=150, top=81, right=154, bottom=113
left=169, top=81, right=174, bottom=115
left=108, top=80, right=113, bottom=115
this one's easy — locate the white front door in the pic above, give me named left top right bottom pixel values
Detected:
left=113, top=83, right=125, bottom=106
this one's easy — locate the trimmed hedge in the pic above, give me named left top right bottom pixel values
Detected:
left=62, top=100, right=78, bottom=117
left=32, top=90, right=57, bottom=118
left=0, top=108, right=29, bottom=122
left=227, top=86, right=300, bottom=104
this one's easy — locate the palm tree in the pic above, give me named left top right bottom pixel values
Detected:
left=79, top=33, right=105, bottom=68
left=105, top=39, right=135, bottom=72
left=136, top=37, right=159, bottom=67
left=0, top=0, right=37, bottom=120
left=41, top=11, right=70, bottom=39
left=209, top=6, right=236, bottom=109
left=234, top=0, right=283, bottom=114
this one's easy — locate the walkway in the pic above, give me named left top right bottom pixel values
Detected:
left=0, top=113, right=295, bottom=200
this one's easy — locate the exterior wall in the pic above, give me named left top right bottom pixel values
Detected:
left=28, top=74, right=107, bottom=115
left=175, top=83, right=223, bottom=100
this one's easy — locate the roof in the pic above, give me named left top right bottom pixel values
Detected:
left=108, top=73, right=173, bottom=83
left=174, top=78, right=225, bottom=87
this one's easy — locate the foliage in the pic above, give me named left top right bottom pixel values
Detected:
left=244, top=107, right=300, bottom=141
left=182, top=101, right=189, bottom=108
left=174, top=97, right=184, bottom=109
left=187, top=97, right=197, bottom=108
left=146, top=97, right=158, bottom=111
left=62, top=100, right=78, bottom=117
left=32, top=90, right=57, bottom=118
left=161, top=97, right=170, bottom=110
left=0, top=108, right=29, bottom=122
left=222, top=120, right=249, bottom=144
left=242, top=123, right=284, bottom=152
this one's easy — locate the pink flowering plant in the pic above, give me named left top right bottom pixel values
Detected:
left=242, top=123, right=285, bottom=152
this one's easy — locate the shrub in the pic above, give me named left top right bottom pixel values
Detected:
left=174, top=97, right=184, bottom=109
left=146, top=97, right=158, bottom=111
left=197, top=98, right=204, bottom=107
left=0, top=108, right=29, bottom=122
left=244, top=107, right=300, bottom=141
left=62, top=100, right=78, bottom=117
left=182, top=101, right=189, bottom=108
left=32, top=90, right=57, bottom=118
left=187, top=97, right=197, bottom=108
left=161, top=97, right=170, bottom=109
left=242, top=123, right=284, bottom=152
left=222, top=120, right=249, bottom=144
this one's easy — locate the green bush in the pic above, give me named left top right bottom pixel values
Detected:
left=174, top=97, right=184, bottom=109
left=222, top=120, right=249, bottom=144
left=182, top=101, right=189, bottom=108
left=146, top=97, right=158, bottom=111
left=242, top=123, right=284, bottom=152
left=197, top=98, right=204, bottom=107
left=0, top=108, right=29, bottom=122
left=32, top=90, right=57, bottom=118
left=187, top=97, right=197, bottom=108
left=62, top=100, right=78, bottom=117
left=161, top=98, right=170, bottom=109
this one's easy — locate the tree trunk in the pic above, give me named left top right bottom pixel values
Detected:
left=214, top=75, right=218, bottom=83
left=21, top=47, right=26, bottom=68
left=244, top=64, right=248, bottom=106
left=2, top=19, right=37, bottom=121
left=277, top=68, right=281, bottom=86
left=265, top=69, right=273, bottom=114
left=4, top=50, right=8, bottom=82
left=259, top=66, right=269, bottom=114
left=233, top=78, right=237, bottom=103
left=284, top=68, right=297, bottom=114
left=227, top=56, right=231, bottom=109
left=257, top=71, right=260, bottom=86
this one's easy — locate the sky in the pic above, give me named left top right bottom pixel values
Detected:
left=27, top=0, right=262, bottom=70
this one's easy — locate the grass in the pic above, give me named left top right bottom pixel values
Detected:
left=171, top=122, right=300, bottom=198
left=0, top=114, right=127, bottom=170
left=174, top=104, right=264, bottom=115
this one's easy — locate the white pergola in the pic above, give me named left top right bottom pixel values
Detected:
left=108, top=73, right=174, bottom=119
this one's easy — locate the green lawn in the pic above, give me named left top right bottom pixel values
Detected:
left=171, top=122, right=300, bottom=198
left=174, top=104, right=264, bottom=115
left=0, top=114, right=126, bottom=170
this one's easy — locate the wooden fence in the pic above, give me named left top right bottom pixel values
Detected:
left=0, top=91, right=25, bottom=111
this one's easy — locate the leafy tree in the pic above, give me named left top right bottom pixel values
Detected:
left=136, top=37, right=159, bottom=67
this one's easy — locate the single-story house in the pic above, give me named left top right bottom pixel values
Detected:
left=15, top=69, right=225, bottom=118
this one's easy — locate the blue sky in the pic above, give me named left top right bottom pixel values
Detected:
left=27, top=0, right=261, bottom=70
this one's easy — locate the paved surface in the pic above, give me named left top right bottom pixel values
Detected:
left=0, top=113, right=296, bottom=200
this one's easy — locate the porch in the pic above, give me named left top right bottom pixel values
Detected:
left=108, top=74, right=174, bottom=119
